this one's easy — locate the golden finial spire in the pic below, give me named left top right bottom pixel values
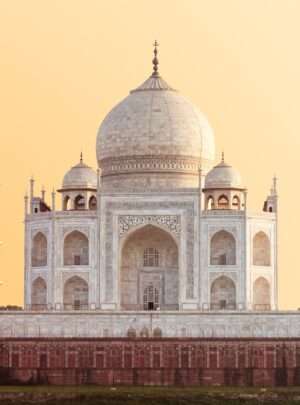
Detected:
left=152, top=40, right=159, bottom=77
left=80, top=152, right=83, bottom=164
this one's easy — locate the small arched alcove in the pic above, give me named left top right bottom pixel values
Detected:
left=63, top=276, right=88, bottom=310
left=31, top=232, right=47, bottom=267
left=253, top=277, right=271, bottom=311
left=31, top=277, right=47, bottom=310
left=210, top=230, right=236, bottom=265
left=253, top=231, right=271, bottom=266
left=210, top=276, right=236, bottom=310
left=63, top=230, right=89, bottom=266
left=74, top=195, right=85, bottom=210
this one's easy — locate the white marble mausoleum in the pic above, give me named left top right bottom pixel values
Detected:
left=23, top=44, right=278, bottom=319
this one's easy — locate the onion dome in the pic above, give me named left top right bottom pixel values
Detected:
left=96, top=42, right=215, bottom=189
left=60, top=154, right=97, bottom=191
left=204, top=154, right=244, bottom=190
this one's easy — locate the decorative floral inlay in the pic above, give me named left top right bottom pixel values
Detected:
left=118, top=215, right=181, bottom=237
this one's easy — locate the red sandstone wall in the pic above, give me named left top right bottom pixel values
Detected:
left=0, top=338, right=300, bottom=386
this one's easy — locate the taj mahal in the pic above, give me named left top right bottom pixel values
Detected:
left=23, top=43, right=278, bottom=316
left=3, top=43, right=300, bottom=388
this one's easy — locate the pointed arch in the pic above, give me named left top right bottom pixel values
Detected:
left=31, top=277, right=47, bottom=310
left=31, top=232, right=47, bottom=267
left=210, top=230, right=236, bottom=265
left=232, top=195, right=241, bottom=210
left=127, top=327, right=137, bottom=338
left=218, top=194, right=229, bottom=209
left=63, top=276, right=88, bottom=310
left=210, top=276, right=236, bottom=310
left=88, top=195, right=97, bottom=210
left=253, top=277, right=271, bottom=310
left=206, top=195, right=215, bottom=210
left=153, top=327, right=162, bottom=337
left=253, top=231, right=271, bottom=266
left=63, top=230, right=89, bottom=266
left=63, top=195, right=71, bottom=211
left=74, top=194, right=85, bottom=210
left=120, top=224, right=178, bottom=311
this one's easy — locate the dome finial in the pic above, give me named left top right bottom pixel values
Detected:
left=152, top=40, right=159, bottom=77
left=80, top=152, right=83, bottom=164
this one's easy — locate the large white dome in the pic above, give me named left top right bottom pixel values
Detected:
left=96, top=53, right=215, bottom=190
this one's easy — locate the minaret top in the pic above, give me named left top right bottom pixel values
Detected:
left=152, top=40, right=159, bottom=77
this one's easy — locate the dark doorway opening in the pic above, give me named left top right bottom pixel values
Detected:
left=148, top=302, right=154, bottom=311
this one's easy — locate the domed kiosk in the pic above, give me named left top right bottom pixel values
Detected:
left=97, top=42, right=215, bottom=190
left=58, top=154, right=97, bottom=210
left=203, top=153, right=246, bottom=210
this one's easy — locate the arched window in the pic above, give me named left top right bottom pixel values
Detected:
left=210, top=230, right=236, bottom=265
left=269, top=207, right=273, bottom=212
left=218, top=195, right=229, bottom=209
left=89, top=195, right=97, bottom=210
left=153, top=327, right=162, bottom=337
left=63, top=196, right=71, bottom=211
left=232, top=195, right=240, bottom=210
left=140, top=327, right=150, bottom=337
left=63, top=276, right=88, bottom=310
left=253, top=277, right=271, bottom=310
left=31, top=277, right=47, bottom=310
left=253, top=231, right=271, bottom=266
left=210, top=276, right=236, bottom=310
left=63, top=231, right=89, bottom=266
left=143, top=247, right=159, bottom=267
left=74, top=195, right=85, bottom=210
left=127, top=327, right=137, bottom=338
left=31, top=232, right=47, bottom=267
left=143, top=284, right=159, bottom=310
left=206, top=196, right=214, bottom=210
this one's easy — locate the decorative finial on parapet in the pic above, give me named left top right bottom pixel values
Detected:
left=80, top=152, right=83, bottom=164
left=221, top=151, right=225, bottom=163
left=272, top=175, right=278, bottom=195
left=51, top=188, right=56, bottom=211
left=152, top=40, right=159, bottom=77
left=24, top=192, right=29, bottom=216
left=41, top=185, right=46, bottom=201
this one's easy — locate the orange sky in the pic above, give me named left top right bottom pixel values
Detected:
left=0, top=0, right=299, bottom=309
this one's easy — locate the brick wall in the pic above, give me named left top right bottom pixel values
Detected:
left=0, top=338, right=300, bottom=386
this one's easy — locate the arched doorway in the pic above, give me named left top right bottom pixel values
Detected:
left=63, top=276, right=88, bottom=310
left=253, top=277, right=271, bottom=310
left=31, top=277, right=47, bottom=310
left=31, top=232, right=47, bottom=267
left=120, top=224, right=179, bottom=310
left=210, top=230, right=236, bottom=265
left=253, top=231, right=271, bottom=266
left=63, top=231, right=89, bottom=266
left=210, top=276, right=236, bottom=310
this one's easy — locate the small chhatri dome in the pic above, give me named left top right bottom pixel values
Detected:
left=205, top=154, right=244, bottom=190
left=61, top=154, right=97, bottom=190
left=96, top=42, right=215, bottom=190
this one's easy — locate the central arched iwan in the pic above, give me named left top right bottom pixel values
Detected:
left=120, top=224, right=179, bottom=311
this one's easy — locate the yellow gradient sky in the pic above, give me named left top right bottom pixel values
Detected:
left=0, top=0, right=299, bottom=308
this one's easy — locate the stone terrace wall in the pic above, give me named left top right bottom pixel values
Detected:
left=1, top=311, right=300, bottom=338
left=0, top=338, right=300, bottom=386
